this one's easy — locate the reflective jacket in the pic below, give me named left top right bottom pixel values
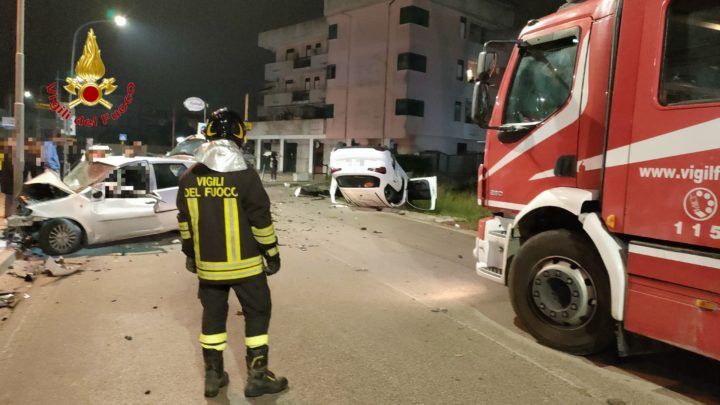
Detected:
left=176, top=163, right=278, bottom=284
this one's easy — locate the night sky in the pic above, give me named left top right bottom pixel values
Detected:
left=0, top=1, right=324, bottom=131
left=0, top=0, right=562, bottom=145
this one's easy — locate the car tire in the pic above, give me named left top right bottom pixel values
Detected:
left=508, top=229, right=614, bottom=355
left=39, top=218, right=84, bottom=256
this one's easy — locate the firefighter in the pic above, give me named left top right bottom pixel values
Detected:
left=176, top=107, right=288, bottom=398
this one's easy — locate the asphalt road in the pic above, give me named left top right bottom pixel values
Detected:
left=0, top=185, right=718, bottom=404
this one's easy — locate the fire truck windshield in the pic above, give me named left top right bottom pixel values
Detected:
left=503, top=36, right=578, bottom=124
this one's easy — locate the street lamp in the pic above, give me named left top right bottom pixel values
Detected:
left=68, top=15, right=128, bottom=100
left=24, top=91, right=32, bottom=98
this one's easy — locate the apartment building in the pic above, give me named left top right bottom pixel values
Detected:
left=252, top=0, right=514, bottom=175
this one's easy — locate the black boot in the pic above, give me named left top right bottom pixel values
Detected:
left=244, top=345, right=288, bottom=397
left=203, top=348, right=229, bottom=398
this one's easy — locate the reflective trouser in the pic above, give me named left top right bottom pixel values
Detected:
left=198, top=273, right=272, bottom=351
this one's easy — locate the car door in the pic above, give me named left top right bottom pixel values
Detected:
left=150, top=162, right=192, bottom=230
left=406, top=176, right=437, bottom=210
left=90, top=161, right=163, bottom=243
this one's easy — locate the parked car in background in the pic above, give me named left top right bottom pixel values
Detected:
left=329, top=147, right=437, bottom=210
left=8, top=156, right=194, bottom=255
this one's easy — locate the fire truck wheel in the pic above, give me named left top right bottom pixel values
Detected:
left=39, top=218, right=84, bottom=256
left=509, top=229, right=614, bottom=355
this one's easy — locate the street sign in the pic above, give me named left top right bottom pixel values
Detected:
left=0, top=117, right=14, bottom=128
left=119, top=133, right=128, bottom=141
left=184, top=97, right=206, bottom=112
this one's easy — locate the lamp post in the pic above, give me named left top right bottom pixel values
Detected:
left=13, top=0, right=25, bottom=203
left=68, top=15, right=127, bottom=104
left=64, top=15, right=126, bottom=176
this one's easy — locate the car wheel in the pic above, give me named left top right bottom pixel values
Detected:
left=39, top=218, right=83, bottom=255
left=508, top=229, right=614, bottom=355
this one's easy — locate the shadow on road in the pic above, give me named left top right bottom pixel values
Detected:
left=69, top=231, right=180, bottom=258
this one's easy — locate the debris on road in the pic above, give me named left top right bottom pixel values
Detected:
left=0, top=293, right=17, bottom=308
left=145, top=390, right=151, bottom=395
left=22, top=293, right=30, bottom=299
left=430, top=308, right=448, bottom=313
left=124, top=335, right=133, bottom=341
left=355, top=268, right=369, bottom=272
left=360, top=227, right=367, bottom=231
left=43, top=257, right=80, bottom=277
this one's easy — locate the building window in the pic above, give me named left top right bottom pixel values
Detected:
left=328, top=24, right=338, bottom=39
left=285, top=79, right=294, bottom=91
left=314, top=76, right=320, bottom=89
left=315, top=42, right=322, bottom=54
left=468, top=23, right=484, bottom=44
left=460, top=17, right=467, bottom=39
left=397, top=52, right=427, bottom=73
left=395, top=98, right=424, bottom=117
left=659, top=0, right=720, bottom=105
left=454, top=101, right=462, bottom=121
left=457, top=60, right=464, bottom=81
left=305, top=77, right=311, bottom=91
left=400, top=6, right=429, bottom=27
left=465, top=98, right=473, bottom=123
left=305, top=44, right=312, bottom=56
left=457, top=143, right=468, bottom=155
left=326, top=64, right=336, bottom=79
left=285, top=48, right=295, bottom=61
left=324, top=104, right=335, bottom=118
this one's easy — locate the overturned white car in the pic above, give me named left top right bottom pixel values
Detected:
left=329, top=147, right=437, bottom=210
left=8, top=156, right=194, bottom=255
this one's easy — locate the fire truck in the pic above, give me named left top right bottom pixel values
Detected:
left=472, top=0, right=719, bottom=359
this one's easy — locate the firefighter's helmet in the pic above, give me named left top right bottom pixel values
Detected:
left=205, top=107, right=246, bottom=145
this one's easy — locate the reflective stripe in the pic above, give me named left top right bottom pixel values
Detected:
left=188, top=198, right=200, bottom=259
left=254, top=234, right=277, bottom=245
left=178, top=222, right=189, bottom=231
left=201, top=342, right=227, bottom=350
left=197, top=255, right=263, bottom=271
left=266, top=247, right=279, bottom=257
left=200, top=332, right=228, bottom=350
left=197, top=265, right=264, bottom=280
left=180, top=230, right=191, bottom=239
left=245, top=334, right=268, bottom=348
left=251, top=225, right=274, bottom=237
left=200, top=332, right=228, bottom=345
left=224, top=199, right=236, bottom=262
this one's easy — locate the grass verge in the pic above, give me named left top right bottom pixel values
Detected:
left=421, top=185, right=491, bottom=230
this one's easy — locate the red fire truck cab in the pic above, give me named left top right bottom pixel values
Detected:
left=472, top=0, right=720, bottom=359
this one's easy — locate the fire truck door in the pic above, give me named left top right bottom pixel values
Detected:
left=483, top=19, right=592, bottom=211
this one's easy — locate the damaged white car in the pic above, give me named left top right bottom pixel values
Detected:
left=8, top=156, right=193, bottom=255
left=329, top=147, right=437, bottom=210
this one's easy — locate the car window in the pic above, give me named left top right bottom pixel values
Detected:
left=503, top=35, right=578, bottom=124
left=153, top=163, right=188, bottom=189
left=63, top=161, right=115, bottom=192
left=104, top=163, right=150, bottom=198
left=659, top=0, right=720, bottom=105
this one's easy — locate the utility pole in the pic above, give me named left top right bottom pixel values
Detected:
left=13, top=0, right=26, bottom=200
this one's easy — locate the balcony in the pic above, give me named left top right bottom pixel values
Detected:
left=264, top=60, right=293, bottom=81
left=250, top=118, right=326, bottom=137
left=292, top=90, right=310, bottom=102
left=294, top=56, right=312, bottom=69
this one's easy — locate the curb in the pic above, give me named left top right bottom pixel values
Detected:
left=0, top=247, right=15, bottom=276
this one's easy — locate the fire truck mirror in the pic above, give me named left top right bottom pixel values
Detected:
left=477, top=51, right=498, bottom=80
left=472, top=81, right=493, bottom=128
